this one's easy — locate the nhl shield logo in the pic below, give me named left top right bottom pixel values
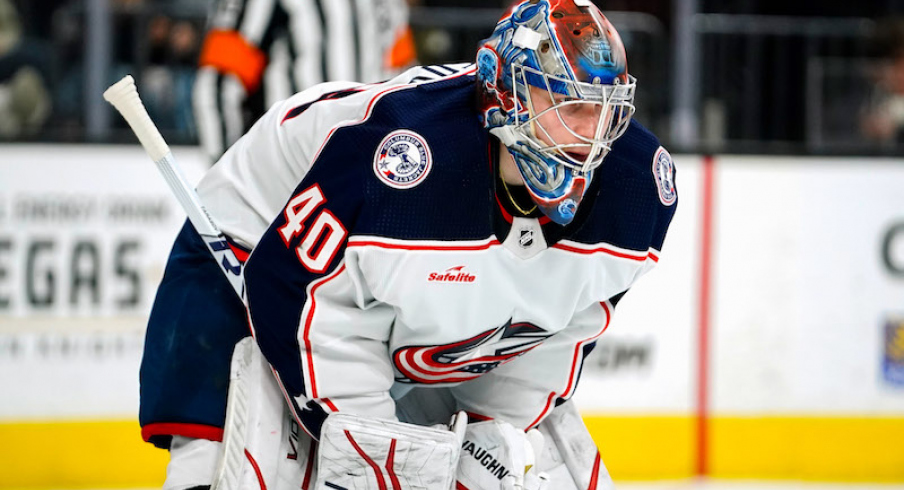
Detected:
left=519, top=229, right=534, bottom=248
left=374, top=130, right=432, bottom=189
left=652, top=147, right=677, bottom=206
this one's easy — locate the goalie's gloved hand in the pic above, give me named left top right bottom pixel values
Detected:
left=456, top=419, right=549, bottom=490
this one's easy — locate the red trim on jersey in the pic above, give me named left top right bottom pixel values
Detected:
left=456, top=483, right=471, bottom=490
left=228, top=243, right=249, bottom=263
left=322, top=398, right=340, bottom=412
left=385, top=438, right=402, bottom=490
left=347, top=238, right=500, bottom=252
left=527, top=301, right=612, bottom=429
left=302, top=264, right=348, bottom=399
left=587, top=451, right=602, bottom=490
left=141, top=422, right=224, bottom=443
left=245, top=449, right=268, bottom=490
left=345, top=430, right=389, bottom=490
left=552, top=242, right=659, bottom=262
left=529, top=392, right=558, bottom=431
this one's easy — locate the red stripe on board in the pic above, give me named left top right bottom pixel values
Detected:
left=245, top=449, right=268, bottom=490
left=141, top=423, right=223, bottom=443
left=345, top=430, right=388, bottom=490
left=552, top=242, right=659, bottom=262
left=696, top=155, right=716, bottom=476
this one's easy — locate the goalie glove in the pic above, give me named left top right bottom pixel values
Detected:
left=456, top=420, right=549, bottom=490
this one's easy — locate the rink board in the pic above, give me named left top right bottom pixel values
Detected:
left=2, top=146, right=904, bottom=487
left=2, top=415, right=904, bottom=487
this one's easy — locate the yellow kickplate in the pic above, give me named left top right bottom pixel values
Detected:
left=0, top=420, right=167, bottom=489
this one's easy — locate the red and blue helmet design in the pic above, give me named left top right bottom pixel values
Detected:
left=477, top=0, right=636, bottom=225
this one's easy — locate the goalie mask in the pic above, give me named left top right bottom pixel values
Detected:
left=477, top=0, right=636, bottom=225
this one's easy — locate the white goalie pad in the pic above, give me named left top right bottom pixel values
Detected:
left=316, top=412, right=465, bottom=490
left=535, top=399, right=615, bottom=490
left=212, top=337, right=313, bottom=490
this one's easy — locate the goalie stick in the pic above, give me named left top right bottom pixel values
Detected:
left=103, top=75, right=248, bottom=490
left=103, top=75, right=244, bottom=297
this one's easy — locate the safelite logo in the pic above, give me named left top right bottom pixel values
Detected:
left=428, top=266, right=476, bottom=283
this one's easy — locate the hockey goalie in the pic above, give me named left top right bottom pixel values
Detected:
left=138, top=1, right=677, bottom=488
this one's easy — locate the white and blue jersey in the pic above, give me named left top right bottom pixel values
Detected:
left=139, top=64, right=677, bottom=445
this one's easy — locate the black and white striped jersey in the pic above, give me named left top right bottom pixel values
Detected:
left=192, top=0, right=416, bottom=163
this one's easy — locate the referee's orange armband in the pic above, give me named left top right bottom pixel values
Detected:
left=198, top=29, right=268, bottom=93
left=387, top=26, right=417, bottom=69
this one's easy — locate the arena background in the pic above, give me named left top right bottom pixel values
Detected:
left=1, top=0, right=904, bottom=488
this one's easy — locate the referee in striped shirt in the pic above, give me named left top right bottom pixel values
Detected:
left=193, top=0, right=417, bottom=163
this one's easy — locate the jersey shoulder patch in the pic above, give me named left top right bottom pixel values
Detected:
left=652, top=146, right=677, bottom=206
left=373, top=129, right=433, bottom=189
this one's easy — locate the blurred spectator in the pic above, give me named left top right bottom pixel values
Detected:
left=11, top=0, right=68, bottom=40
left=0, top=0, right=51, bottom=139
left=193, top=0, right=417, bottom=163
left=142, top=14, right=201, bottom=138
left=48, top=0, right=202, bottom=140
left=861, top=18, right=904, bottom=144
left=49, top=0, right=146, bottom=138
